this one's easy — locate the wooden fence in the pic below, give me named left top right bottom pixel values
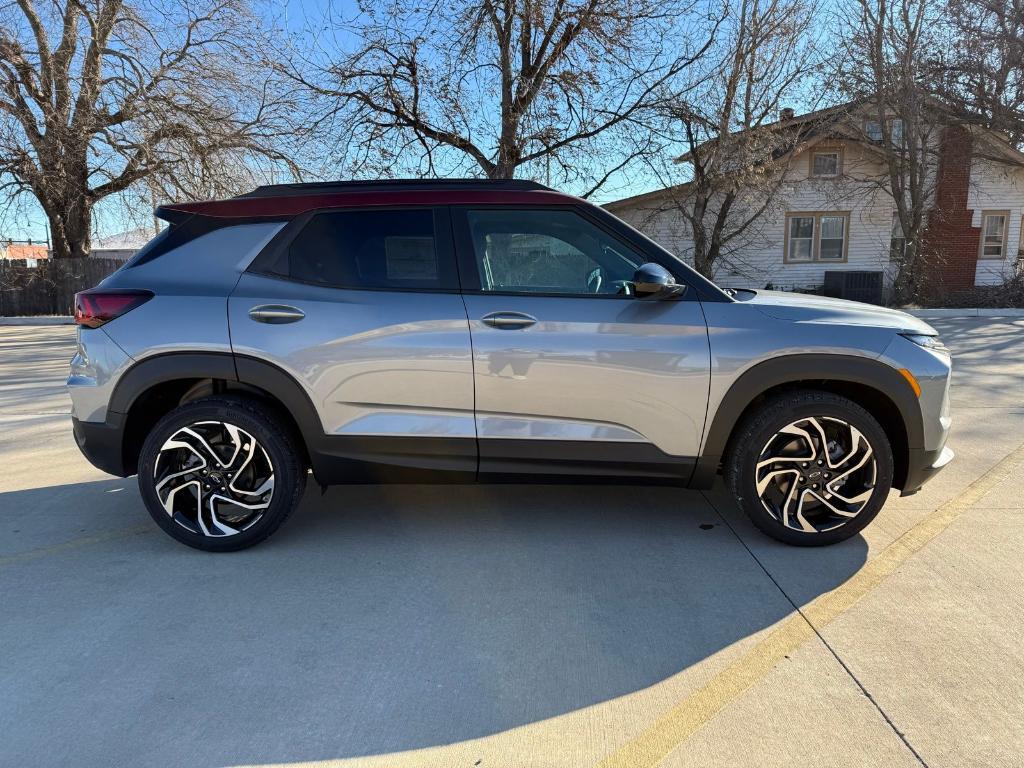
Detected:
left=0, top=258, right=124, bottom=316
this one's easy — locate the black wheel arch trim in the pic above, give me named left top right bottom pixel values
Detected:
left=107, top=352, right=324, bottom=477
left=108, top=352, right=240, bottom=415
left=690, top=354, right=924, bottom=490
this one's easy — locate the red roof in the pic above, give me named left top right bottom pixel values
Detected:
left=158, top=188, right=582, bottom=221
left=3, top=244, right=49, bottom=260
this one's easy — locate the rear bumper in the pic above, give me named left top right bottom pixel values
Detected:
left=901, top=444, right=954, bottom=496
left=72, top=414, right=130, bottom=477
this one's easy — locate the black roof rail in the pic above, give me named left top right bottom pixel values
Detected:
left=235, top=178, right=554, bottom=199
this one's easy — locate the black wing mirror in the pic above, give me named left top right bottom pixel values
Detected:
left=632, top=263, right=686, bottom=299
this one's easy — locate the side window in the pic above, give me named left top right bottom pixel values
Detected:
left=465, top=209, right=644, bottom=295
left=266, top=208, right=457, bottom=290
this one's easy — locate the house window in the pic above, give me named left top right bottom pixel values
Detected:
left=810, top=149, right=841, bottom=177
left=979, top=211, right=1009, bottom=259
left=785, top=212, right=850, bottom=263
left=891, top=118, right=905, bottom=145
left=819, top=216, right=847, bottom=260
left=864, top=118, right=903, bottom=144
left=787, top=216, right=815, bottom=261
left=890, top=213, right=906, bottom=262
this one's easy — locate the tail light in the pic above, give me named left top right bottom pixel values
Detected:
left=74, top=289, right=153, bottom=328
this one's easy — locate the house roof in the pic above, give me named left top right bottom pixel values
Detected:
left=604, top=182, right=693, bottom=212
left=603, top=102, right=864, bottom=212
left=971, top=128, right=1024, bottom=165
left=92, top=227, right=158, bottom=251
left=606, top=98, right=1024, bottom=211
left=2, top=243, right=49, bottom=260
left=671, top=100, right=859, bottom=165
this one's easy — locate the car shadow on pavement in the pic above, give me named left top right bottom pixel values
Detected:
left=0, top=477, right=867, bottom=767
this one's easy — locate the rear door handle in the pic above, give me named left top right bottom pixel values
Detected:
left=481, top=311, right=537, bottom=329
left=249, top=305, right=305, bottom=324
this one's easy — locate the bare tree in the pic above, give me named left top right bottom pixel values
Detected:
left=644, top=0, right=819, bottom=279
left=287, top=0, right=718, bottom=192
left=836, top=0, right=948, bottom=303
left=0, top=0, right=304, bottom=258
left=940, top=0, right=1024, bottom=145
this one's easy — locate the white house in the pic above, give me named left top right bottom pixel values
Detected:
left=605, top=103, right=1024, bottom=297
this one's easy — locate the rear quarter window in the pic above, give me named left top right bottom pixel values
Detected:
left=261, top=208, right=458, bottom=291
left=120, top=227, right=174, bottom=269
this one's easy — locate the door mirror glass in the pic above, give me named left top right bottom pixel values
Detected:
left=632, top=263, right=685, bottom=299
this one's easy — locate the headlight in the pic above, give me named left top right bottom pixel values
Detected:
left=901, top=333, right=948, bottom=352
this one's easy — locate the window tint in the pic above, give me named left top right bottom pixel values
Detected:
left=268, top=208, right=456, bottom=290
left=465, top=209, right=643, bottom=295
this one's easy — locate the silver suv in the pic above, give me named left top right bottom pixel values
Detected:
left=68, top=180, right=953, bottom=551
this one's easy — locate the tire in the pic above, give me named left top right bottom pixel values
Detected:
left=138, top=395, right=307, bottom=551
left=724, top=390, right=894, bottom=546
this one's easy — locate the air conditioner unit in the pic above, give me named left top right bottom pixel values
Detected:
left=823, top=270, right=884, bottom=305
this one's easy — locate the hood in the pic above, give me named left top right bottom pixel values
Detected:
left=737, top=290, right=937, bottom=334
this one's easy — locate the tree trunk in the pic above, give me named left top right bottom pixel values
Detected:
left=693, top=247, right=715, bottom=279
left=892, top=238, right=921, bottom=305
left=45, top=197, right=92, bottom=259
left=690, top=194, right=715, bottom=279
left=490, top=150, right=520, bottom=179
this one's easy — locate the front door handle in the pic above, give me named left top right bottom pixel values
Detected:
left=249, top=305, right=305, bottom=324
left=481, top=312, right=537, bottom=330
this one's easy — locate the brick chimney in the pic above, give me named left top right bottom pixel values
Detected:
left=922, top=126, right=979, bottom=292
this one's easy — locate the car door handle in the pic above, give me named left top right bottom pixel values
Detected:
left=249, top=305, right=305, bottom=324
left=481, top=312, right=537, bottom=330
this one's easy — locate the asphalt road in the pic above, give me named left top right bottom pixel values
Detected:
left=1, top=318, right=1022, bottom=768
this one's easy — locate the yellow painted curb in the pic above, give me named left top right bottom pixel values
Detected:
left=597, top=440, right=1024, bottom=768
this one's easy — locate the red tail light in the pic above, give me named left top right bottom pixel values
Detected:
left=74, top=290, right=153, bottom=328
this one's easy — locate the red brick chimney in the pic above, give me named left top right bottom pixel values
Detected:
left=923, top=126, right=979, bottom=292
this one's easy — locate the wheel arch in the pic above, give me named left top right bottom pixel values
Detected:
left=691, top=354, right=923, bottom=491
left=110, top=353, right=320, bottom=476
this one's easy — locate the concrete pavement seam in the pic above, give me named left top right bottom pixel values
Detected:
left=594, top=438, right=1024, bottom=768
left=711, top=498, right=929, bottom=767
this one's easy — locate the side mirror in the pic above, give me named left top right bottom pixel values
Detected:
left=632, top=263, right=685, bottom=299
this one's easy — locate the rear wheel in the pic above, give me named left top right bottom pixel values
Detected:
left=138, top=396, right=306, bottom=551
left=724, top=390, right=894, bottom=546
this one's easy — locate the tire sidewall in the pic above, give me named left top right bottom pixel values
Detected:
left=138, top=398, right=301, bottom=552
left=729, top=395, right=894, bottom=546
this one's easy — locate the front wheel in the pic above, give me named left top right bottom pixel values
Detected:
left=138, top=396, right=307, bottom=551
left=724, top=391, right=894, bottom=546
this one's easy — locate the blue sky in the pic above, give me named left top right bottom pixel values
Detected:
left=3, top=0, right=821, bottom=244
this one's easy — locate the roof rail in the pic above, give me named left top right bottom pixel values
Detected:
left=236, top=178, right=553, bottom=199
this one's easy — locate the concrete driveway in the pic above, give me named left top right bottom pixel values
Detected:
left=1, top=318, right=1022, bottom=768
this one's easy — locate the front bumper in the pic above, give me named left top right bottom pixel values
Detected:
left=72, top=414, right=131, bottom=477
left=901, top=444, right=955, bottom=496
